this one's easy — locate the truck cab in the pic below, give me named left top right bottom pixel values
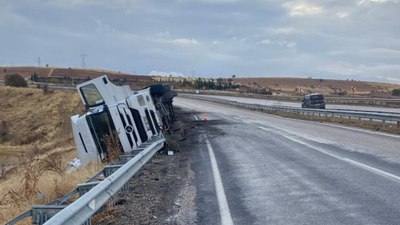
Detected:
left=71, top=76, right=163, bottom=165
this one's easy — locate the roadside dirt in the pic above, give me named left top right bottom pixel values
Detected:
left=94, top=108, right=199, bottom=225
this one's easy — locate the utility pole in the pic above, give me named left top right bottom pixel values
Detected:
left=80, top=54, right=87, bottom=68
left=38, top=57, right=41, bottom=67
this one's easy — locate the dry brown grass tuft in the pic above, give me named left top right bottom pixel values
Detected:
left=102, top=131, right=122, bottom=163
left=0, top=86, right=100, bottom=224
left=0, top=155, right=104, bottom=224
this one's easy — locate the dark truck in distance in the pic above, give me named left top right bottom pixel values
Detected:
left=301, top=93, right=326, bottom=109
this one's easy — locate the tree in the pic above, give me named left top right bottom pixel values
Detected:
left=392, top=89, right=400, bottom=96
left=4, top=74, right=28, bottom=87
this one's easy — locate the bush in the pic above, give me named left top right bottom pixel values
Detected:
left=0, top=121, right=8, bottom=143
left=4, top=74, right=28, bottom=87
left=392, top=89, right=400, bottom=96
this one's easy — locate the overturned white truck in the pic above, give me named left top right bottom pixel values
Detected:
left=71, top=75, right=176, bottom=166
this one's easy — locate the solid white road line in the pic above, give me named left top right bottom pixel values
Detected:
left=194, top=114, right=199, bottom=121
left=204, top=134, right=234, bottom=225
left=259, top=126, right=400, bottom=183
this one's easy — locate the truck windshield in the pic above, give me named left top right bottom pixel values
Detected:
left=80, top=84, right=104, bottom=107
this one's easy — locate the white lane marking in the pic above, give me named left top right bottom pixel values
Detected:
left=204, top=135, right=234, bottom=225
left=259, top=126, right=400, bottom=183
left=194, top=114, right=199, bottom=121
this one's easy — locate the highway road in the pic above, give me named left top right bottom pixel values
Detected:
left=198, top=94, right=400, bottom=114
left=174, top=97, right=400, bottom=225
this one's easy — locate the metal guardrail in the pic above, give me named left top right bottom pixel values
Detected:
left=181, top=94, right=400, bottom=127
left=6, top=136, right=165, bottom=225
left=177, top=89, right=400, bottom=108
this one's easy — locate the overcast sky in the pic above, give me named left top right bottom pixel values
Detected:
left=1, top=0, right=399, bottom=83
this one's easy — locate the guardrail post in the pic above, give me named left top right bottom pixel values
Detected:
left=118, top=155, right=135, bottom=164
left=103, top=165, right=122, bottom=177
left=32, top=205, right=66, bottom=225
left=103, top=165, right=130, bottom=193
left=77, top=182, right=101, bottom=196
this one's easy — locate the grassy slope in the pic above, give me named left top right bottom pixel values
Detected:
left=0, top=86, right=102, bottom=224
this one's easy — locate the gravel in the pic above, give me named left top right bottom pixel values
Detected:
left=94, top=108, right=198, bottom=225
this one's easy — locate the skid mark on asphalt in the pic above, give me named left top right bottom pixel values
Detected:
left=259, top=126, right=400, bottom=183
left=231, top=116, right=253, bottom=124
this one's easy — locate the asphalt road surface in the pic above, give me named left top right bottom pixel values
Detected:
left=175, top=97, right=400, bottom=225
left=199, top=95, right=400, bottom=114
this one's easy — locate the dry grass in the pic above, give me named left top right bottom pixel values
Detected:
left=0, top=155, right=103, bottom=224
left=0, top=86, right=104, bottom=224
left=0, top=86, right=84, bottom=162
left=102, top=131, right=123, bottom=163
left=233, top=77, right=400, bottom=97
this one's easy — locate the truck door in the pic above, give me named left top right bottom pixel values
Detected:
left=85, top=108, right=121, bottom=161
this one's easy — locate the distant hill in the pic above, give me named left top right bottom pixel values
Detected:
left=1, top=66, right=399, bottom=97
left=0, top=66, right=155, bottom=89
left=233, top=77, right=400, bottom=97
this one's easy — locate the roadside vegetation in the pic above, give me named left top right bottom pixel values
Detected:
left=4, top=73, right=27, bottom=87
left=393, top=88, right=400, bottom=96
left=0, top=86, right=103, bottom=224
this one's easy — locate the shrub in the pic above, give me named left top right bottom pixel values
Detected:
left=0, top=121, right=8, bottom=143
left=392, top=89, right=400, bottom=96
left=4, top=74, right=28, bottom=87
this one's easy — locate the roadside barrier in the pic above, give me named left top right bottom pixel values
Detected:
left=180, top=94, right=400, bottom=127
left=6, top=136, right=165, bottom=225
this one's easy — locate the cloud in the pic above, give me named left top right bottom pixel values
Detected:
left=284, top=2, right=323, bottom=16
left=1, top=0, right=399, bottom=82
left=207, top=52, right=238, bottom=62
left=169, top=38, right=200, bottom=47
left=383, top=76, right=400, bottom=83
left=361, top=48, right=400, bottom=58
left=268, top=27, right=304, bottom=35
left=336, top=12, right=349, bottom=18
left=328, top=48, right=400, bottom=59
left=317, top=62, right=365, bottom=75
left=151, top=32, right=200, bottom=47
left=176, top=0, right=240, bottom=3
left=0, top=4, right=29, bottom=25
left=358, top=0, right=399, bottom=5
left=259, top=39, right=296, bottom=48
left=155, top=38, right=200, bottom=47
